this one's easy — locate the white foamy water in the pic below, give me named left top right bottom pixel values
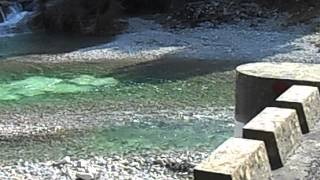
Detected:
left=0, top=3, right=30, bottom=37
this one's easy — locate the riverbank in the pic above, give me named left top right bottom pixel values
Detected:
left=0, top=150, right=211, bottom=180
left=0, top=106, right=233, bottom=179
left=0, top=5, right=320, bottom=180
left=3, top=16, right=319, bottom=64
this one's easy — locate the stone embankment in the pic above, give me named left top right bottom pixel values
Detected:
left=194, top=62, right=320, bottom=180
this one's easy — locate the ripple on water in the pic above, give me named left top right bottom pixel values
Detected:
left=0, top=115, right=234, bottom=164
left=0, top=59, right=237, bottom=164
left=0, top=75, right=118, bottom=101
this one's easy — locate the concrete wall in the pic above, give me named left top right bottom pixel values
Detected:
left=194, top=62, right=320, bottom=180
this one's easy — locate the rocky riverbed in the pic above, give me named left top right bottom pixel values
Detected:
left=0, top=1, right=320, bottom=180
left=0, top=106, right=233, bottom=179
left=0, top=58, right=235, bottom=179
left=0, top=150, right=211, bottom=180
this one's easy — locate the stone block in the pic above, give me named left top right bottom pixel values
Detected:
left=243, top=107, right=302, bottom=170
left=235, top=62, right=320, bottom=126
left=275, top=85, right=320, bottom=134
left=194, top=137, right=272, bottom=180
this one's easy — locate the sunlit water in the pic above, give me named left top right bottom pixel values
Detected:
left=0, top=40, right=239, bottom=164
left=1, top=118, right=233, bottom=163
left=0, top=75, right=118, bottom=100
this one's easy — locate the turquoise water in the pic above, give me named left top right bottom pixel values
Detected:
left=0, top=75, right=118, bottom=100
left=0, top=57, right=237, bottom=164
left=0, top=59, right=237, bottom=106
left=1, top=119, right=233, bottom=163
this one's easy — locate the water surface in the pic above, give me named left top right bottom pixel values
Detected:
left=0, top=55, right=238, bottom=164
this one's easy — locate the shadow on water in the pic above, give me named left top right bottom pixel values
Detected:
left=0, top=32, right=114, bottom=58
left=0, top=57, right=249, bottom=83
left=0, top=57, right=246, bottom=106
left=112, top=57, right=248, bottom=84
left=0, top=58, right=239, bottom=164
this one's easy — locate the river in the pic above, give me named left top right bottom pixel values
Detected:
left=0, top=2, right=235, bottom=168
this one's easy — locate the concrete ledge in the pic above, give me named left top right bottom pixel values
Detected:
left=243, top=107, right=302, bottom=170
left=275, top=85, right=320, bottom=134
left=235, top=62, right=320, bottom=125
left=194, top=137, right=272, bottom=180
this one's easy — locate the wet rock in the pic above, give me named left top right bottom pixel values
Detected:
left=77, top=160, right=89, bottom=168
left=53, top=156, right=71, bottom=167
left=0, top=1, right=12, bottom=7
left=76, top=172, right=94, bottom=180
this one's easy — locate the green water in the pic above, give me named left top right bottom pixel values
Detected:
left=0, top=75, right=118, bottom=100
left=0, top=59, right=237, bottom=107
left=1, top=119, right=233, bottom=163
left=0, top=58, right=238, bottom=163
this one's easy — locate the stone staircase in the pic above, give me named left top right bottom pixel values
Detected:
left=194, top=62, right=320, bottom=180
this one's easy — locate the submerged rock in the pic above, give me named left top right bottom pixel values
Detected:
left=69, top=75, right=119, bottom=87
left=0, top=75, right=119, bottom=101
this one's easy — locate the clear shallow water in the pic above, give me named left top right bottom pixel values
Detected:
left=0, top=58, right=238, bottom=164
left=0, top=75, right=118, bottom=100
left=0, top=59, right=238, bottom=106
left=1, top=118, right=233, bottom=163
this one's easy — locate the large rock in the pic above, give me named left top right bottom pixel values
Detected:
left=121, top=0, right=181, bottom=14
left=33, top=0, right=123, bottom=34
left=0, top=1, right=12, bottom=7
left=0, top=6, right=5, bottom=23
left=32, top=0, right=186, bottom=34
left=194, top=137, right=272, bottom=180
left=0, top=1, right=12, bottom=23
left=276, top=85, right=320, bottom=134
left=243, top=107, right=302, bottom=169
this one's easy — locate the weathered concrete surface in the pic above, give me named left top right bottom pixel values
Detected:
left=236, top=62, right=320, bottom=125
left=276, top=85, right=320, bottom=134
left=243, top=107, right=302, bottom=170
left=273, top=120, right=320, bottom=180
left=194, top=137, right=272, bottom=180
